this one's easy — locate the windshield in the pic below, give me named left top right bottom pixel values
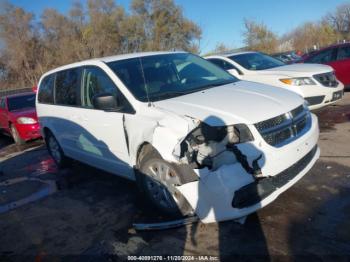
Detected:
left=107, top=53, right=237, bottom=102
left=229, top=52, right=285, bottom=70
left=8, top=94, right=36, bottom=111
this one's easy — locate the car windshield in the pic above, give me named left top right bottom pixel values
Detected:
left=8, top=94, right=36, bottom=111
left=229, top=52, right=285, bottom=70
left=107, top=53, right=237, bottom=102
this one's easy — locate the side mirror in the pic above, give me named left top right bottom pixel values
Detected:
left=227, top=68, right=241, bottom=78
left=92, top=93, right=121, bottom=112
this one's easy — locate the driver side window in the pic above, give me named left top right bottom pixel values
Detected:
left=81, top=66, right=130, bottom=111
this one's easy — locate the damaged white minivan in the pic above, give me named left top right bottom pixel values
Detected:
left=36, top=52, right=320, bottom=223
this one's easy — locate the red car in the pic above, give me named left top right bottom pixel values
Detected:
left=0, top=92, right=41, bottom=145
left=302, top=43, right=350, bottom=90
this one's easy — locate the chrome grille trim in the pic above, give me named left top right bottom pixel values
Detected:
left=254, top=105, right=311, bottom=147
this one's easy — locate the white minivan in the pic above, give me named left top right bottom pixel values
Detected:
left=36, top=52, right=320, bottom=223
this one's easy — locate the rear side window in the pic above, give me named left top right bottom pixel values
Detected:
left=8, top=94, right=36, bottom=111
left=337, top=46, right=350, bottom=60
left=55, top=68, right=80, bottom=106
left=38, top=74, right=55, bottom=104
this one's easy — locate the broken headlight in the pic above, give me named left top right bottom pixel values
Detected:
left=179, top=122, right=254, bottom=168
left=187, top=122, right=254, bottom=146
left=230, top=124, right=254, bottom=144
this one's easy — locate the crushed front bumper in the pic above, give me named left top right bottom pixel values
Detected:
left=232, top=145, right=318, bottom=208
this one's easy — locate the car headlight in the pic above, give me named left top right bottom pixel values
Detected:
left=17, top=117, right=37, bottom=124
left=280, top=77, right=316, bottom=86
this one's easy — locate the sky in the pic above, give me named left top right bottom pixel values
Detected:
left=8, top=0, right=349, bottom=53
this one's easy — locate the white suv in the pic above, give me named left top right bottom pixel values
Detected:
left=36, top=52, right=320, bottom=223
left=206, top=51, right=344, bottom=110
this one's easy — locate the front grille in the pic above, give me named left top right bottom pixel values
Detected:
left=254, top=114, right=288, bottom=131
left=254, top=104, right=311, bottom=147
left=232, top=145, right=318, bottom=208
left=313, top=72, right=338, bottom=87
left=290, top=105, right=304, bottom=117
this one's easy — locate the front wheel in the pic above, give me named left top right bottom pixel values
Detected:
left=10, top=124, right=25, bottom=145
left=137, top=148, right=193, bottom=217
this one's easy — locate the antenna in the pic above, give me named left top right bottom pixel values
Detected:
left=139, top=58, right=151, bottom=107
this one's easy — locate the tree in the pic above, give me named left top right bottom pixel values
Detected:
left=204, top=42, right=233, bottom=56
left=0, top=0, right=202, bottom=89
left=130, top=0, right=201, bottom=53
left=242, top=19, right=278, bottom=54
left=325, top=3, right=350, bottom=39
left=0, top=2, right=43, bottom=87
left=286, top=22, right=339, bottom=52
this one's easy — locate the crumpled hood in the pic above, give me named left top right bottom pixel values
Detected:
left=262, top=63, right=333, bottom=75
left=154, top=81, right=304, bottom=125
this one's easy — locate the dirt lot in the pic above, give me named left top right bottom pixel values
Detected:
left=1, top=93, right=350, bottom=261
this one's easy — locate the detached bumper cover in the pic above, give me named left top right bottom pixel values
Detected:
left=232, top=145, right=318, bottom=208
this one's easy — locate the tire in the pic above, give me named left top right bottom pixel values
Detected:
left=137, top=147, right=193, bottom=218
left=45, top=131, right=70, bottom=168
left=10, top=124, right=25, bottom=145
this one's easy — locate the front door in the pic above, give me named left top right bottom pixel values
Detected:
left=74, top=66, right=133, bottom=178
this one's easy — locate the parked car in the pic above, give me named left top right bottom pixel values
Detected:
left=301, top=43, right=350, bottom=90
left=36, top=52, right=320, bottom=223
left=272, top=51, right=302, bottom=64
left=0, top=92, right=41, bottom=145
left=205, top=51, right=344, bottom=110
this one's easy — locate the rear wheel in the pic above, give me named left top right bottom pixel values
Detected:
left=10, top=124, right=25, bottom=145
left=45, top=131, right=70, bottom=168
left=137, top=147, right=193, bottom=217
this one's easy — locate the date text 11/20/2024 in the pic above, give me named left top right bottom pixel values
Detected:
left=127, top=255, right=219, bottom=261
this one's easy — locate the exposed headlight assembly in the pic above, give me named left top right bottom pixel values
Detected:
left=280, top=77, right=316, bottom=86
left=178, top=122, right=255, bottom=169
left=17, top=117, right=37, bottom=124
left=184, top=122, right=254, bottom=147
